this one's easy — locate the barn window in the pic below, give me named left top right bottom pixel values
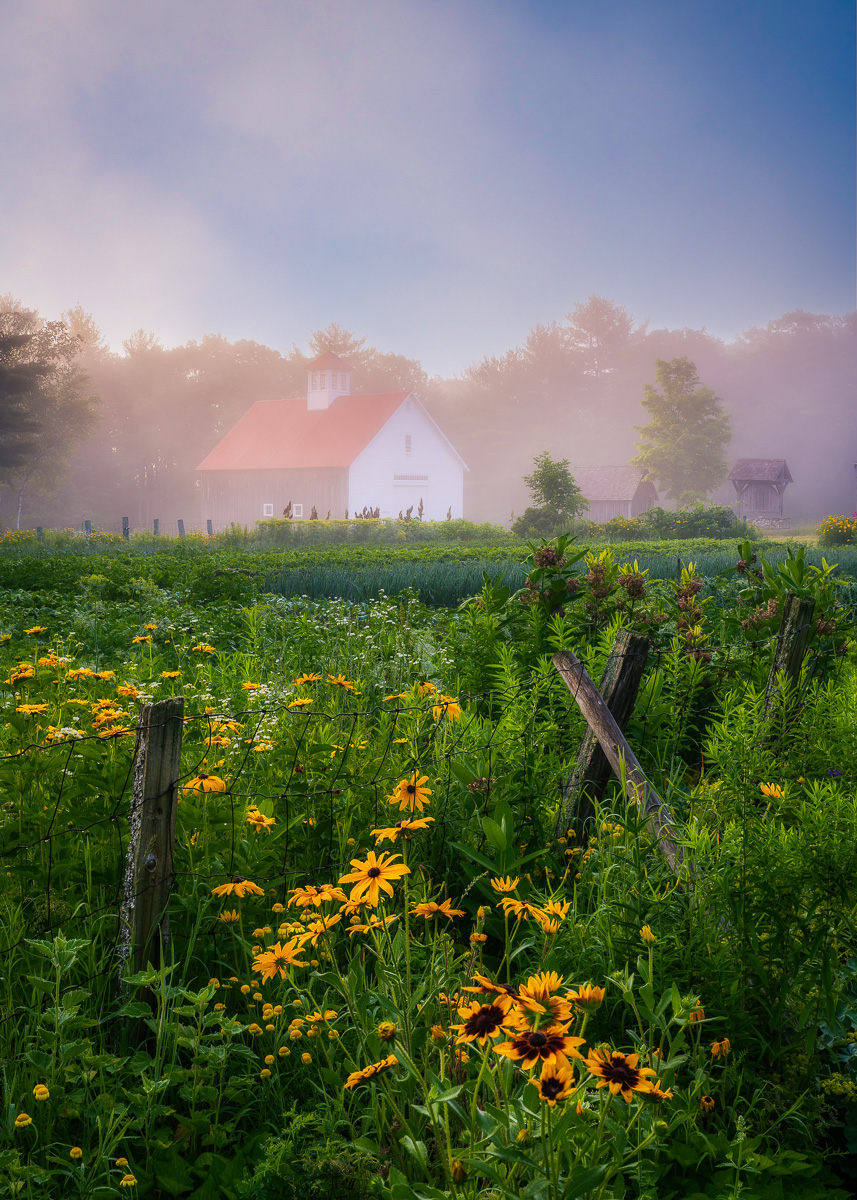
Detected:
left=293, top=503, right=304, bottom=518
left=319, top=373, right=326, bottom=389
left=405, top=434, right=412, bottom=454
left=262, top=503, right=274, bottom=517
left=311, top=371, right=318, bottom=390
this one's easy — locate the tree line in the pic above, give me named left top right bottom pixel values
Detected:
left=0, top=293, right=854, bottom=529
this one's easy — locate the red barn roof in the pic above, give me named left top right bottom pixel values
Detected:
left=305, top=350, right=353, bottom=371
left=196, top=393, right=409, bottom=472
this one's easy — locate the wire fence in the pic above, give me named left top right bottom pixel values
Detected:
left=0, top=620, right=849, bottom=1058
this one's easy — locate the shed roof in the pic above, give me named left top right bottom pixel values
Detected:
left=196, top=392, right=409, bottom=472
left=727, top=459, right=793, bottom=483
left=572, top=466, right=656, bottom=502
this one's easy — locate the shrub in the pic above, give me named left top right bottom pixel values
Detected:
left=818, top=515, right=857, bottom=547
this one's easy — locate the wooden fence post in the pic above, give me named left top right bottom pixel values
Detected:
left=36, top=527, right=43, bottom=541
left=557, top=629, right=650, bottom=836
left=763, top=593, right=816, bottom=724
left=177, top=520, right=185, bottom=539
left=206, top=519, right=213, bottom=537
left=153, top=518, right=159, bottom=536
left=552, top=650, right=681, bottom=875
left=117, top=697, right=184, bottom=999
left=122, top=517, right=130, bottom=539
left=84, top=519, right=92, bottom=535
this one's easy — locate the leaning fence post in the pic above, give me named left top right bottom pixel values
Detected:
left=763, top=593, right=816, bottom=724
left=177, top=519, right=185, bottom=539
left=122, top=516, right=130, bottom=540
left=557, top=629, right=650, bottom=836
left=117, top=697, right=184, bottom=1001
left=552, top=650, right=681, bottom=875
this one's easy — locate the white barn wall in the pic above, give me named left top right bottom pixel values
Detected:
left=348, top=396, right=465, bottom=520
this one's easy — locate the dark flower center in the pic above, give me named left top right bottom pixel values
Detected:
left=367, top=867, right=381, bottom=877
left=604, top=1060, right=638, bottom=1086
left=467, top=1006, right=504, bottom=1035
left=526, top=1031, right=548, bottom=1048
left=541, top=1077, right=562, bottom=1100
left=406, top=784, right=417, bottom=794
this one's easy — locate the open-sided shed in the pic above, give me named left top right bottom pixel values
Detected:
left=572, top=466, right=659, bottom=523
left=727, top=459, right=792, bottom=518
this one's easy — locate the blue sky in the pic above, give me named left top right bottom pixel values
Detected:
left=1, top=0, right=853, bottom=374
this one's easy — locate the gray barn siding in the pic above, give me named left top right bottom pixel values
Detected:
left=200, top=468, right=348, bottom=527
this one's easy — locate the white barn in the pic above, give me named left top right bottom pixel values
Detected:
left=196, top=352, right=467, bottom=526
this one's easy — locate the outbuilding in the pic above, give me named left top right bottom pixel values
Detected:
left=196, top=352, right=467, bottom=526
left=727, top=459, right=792, bottom=520
left=572, top=466, right=659, bottom=523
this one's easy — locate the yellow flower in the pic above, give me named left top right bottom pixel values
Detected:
left=70, top=1146, right=83, bottom=1159
left=377, top=1021, right=397, bottom=1041
left=183, top=773, right=227, bottom=794
left=327, top=673, right=356, bottom=691
left=192, top=644, right=215, bottom=654
left=32, top=1084, right=49, bottom=1101
left=160, top=670, right=182, bottom=679
left=529, top=1061, right=576, bottom=1106
left=116, top=1158, right=129, bottom=1167
left=119, top=1174, right=138, bottom=1188
left=432, top=695, right=462, bottom=721
left=259, top=1068, right=271, bottom=1079
left=131, top=635, right=152, bottom=644
left=294, top=672, right=322, bottom=685
left=218, top=909, right=240, bottom=923
left=584, top=1047, right=657, bottom=1103
left=301, top=1052, right=312, bottom=1065
left=242, top=681, right=261, bottom=690
left=639, top=925, right=656, bottom=944
left=387, top=772, right=432, bottom=813
left=338, top=850, right=410, bottom=907
left=759, top=782, right=785, bottom=799
left=370, top=816, right=434, bottom=843
left=411, top=898, right=465, bottom=920
left=16, top=704, right=48, bottom=715
left=288, top=698, right=313, bottom=708
left=23, top=626, right=47, bottom=635
left=343, top=1054, right=398, bottom=1089
left=14, top=1112, right=32, bottom=1128
left=490, top=875, right=519, bottom=894
left=211, top=879, right=265, bottom=898
left=566, top=984, right=606, bottom=1013
left=700, top=1094, right=715, bottom=1114
left=711, top=1037, right=731, bottom=1058
left=287, top=884, right=347, bottom=908
left=253, top=939, right=309, bottom=981
left=246, top=808, right=276, bottom=833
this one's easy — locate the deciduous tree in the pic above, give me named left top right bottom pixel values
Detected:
left=632, top=357, right=731, bottom=506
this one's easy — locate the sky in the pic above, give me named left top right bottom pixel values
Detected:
left=0, top=0, right=854, bottom=376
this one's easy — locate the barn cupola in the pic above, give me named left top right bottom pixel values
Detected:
left=306, top=351, right=352, bottom=411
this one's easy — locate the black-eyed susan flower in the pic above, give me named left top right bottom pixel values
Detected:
left=387, top=772, right=432, bottom=813
left=245, top=808, right=276, bottom=833
left=23, top=626, right=47, bottom=635
left=183, top=773, right=226, bottom=795
left=499, top=898, right=546, bottom=922
left=338, top=850, right=410, bottom=907
left=452, top=995, right=515, bottom=1045
left=639, top=925, right=656, bottom=944
left=252, top=939, right=308, bottom=981
left=516, top=973, right=574, bottom=1024
left=700, top=1094, right=715, bottom=1114
left=688, top=1006, right=705, bottom=1023
left=432, top=695, right=462, bottom=721
left=584, top=1047, right=657, bottom=1103
left=566, top=984, right=606, bottom=1013
left=347, top=913, right=399, bottom=936
left=287, top=884, right=347, bottom=908
left=711, top=1037, right=731, bottom=1058
left=411, top=898, right=465, bottom=920
left=529, top=1061, right=576, bottom=1106
left=490, top=875, right=519, bottom=894
left=211, top=879, right=264, bottom=898
left=494, top=1026, right=585, bottom=1071
left=450, top=1160, right=467, bottom=1183
left=294, top=672, right=321, bottom=685
left=343, top=1054, right=398, bottom=1089
left=370, top=816, right=434, bottom=843
left=759, top=782, right=785, bottom=799
left=377, top=1021, right=397, bottom=1042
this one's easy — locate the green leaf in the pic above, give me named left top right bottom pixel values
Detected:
left=482, top=816, right=508, bottom=852
left=563, top=1165, right=609, bottom=1198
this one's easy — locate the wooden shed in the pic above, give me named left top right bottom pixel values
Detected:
left=572, top=466, right=659, bottom=523
left=727, top=459, right=792, bottom=518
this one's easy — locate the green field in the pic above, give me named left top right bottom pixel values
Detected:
left=0, top=533, right=855, bottom=1198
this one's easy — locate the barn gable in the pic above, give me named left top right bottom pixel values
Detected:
left=728, top=458, right=792, bottom=518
